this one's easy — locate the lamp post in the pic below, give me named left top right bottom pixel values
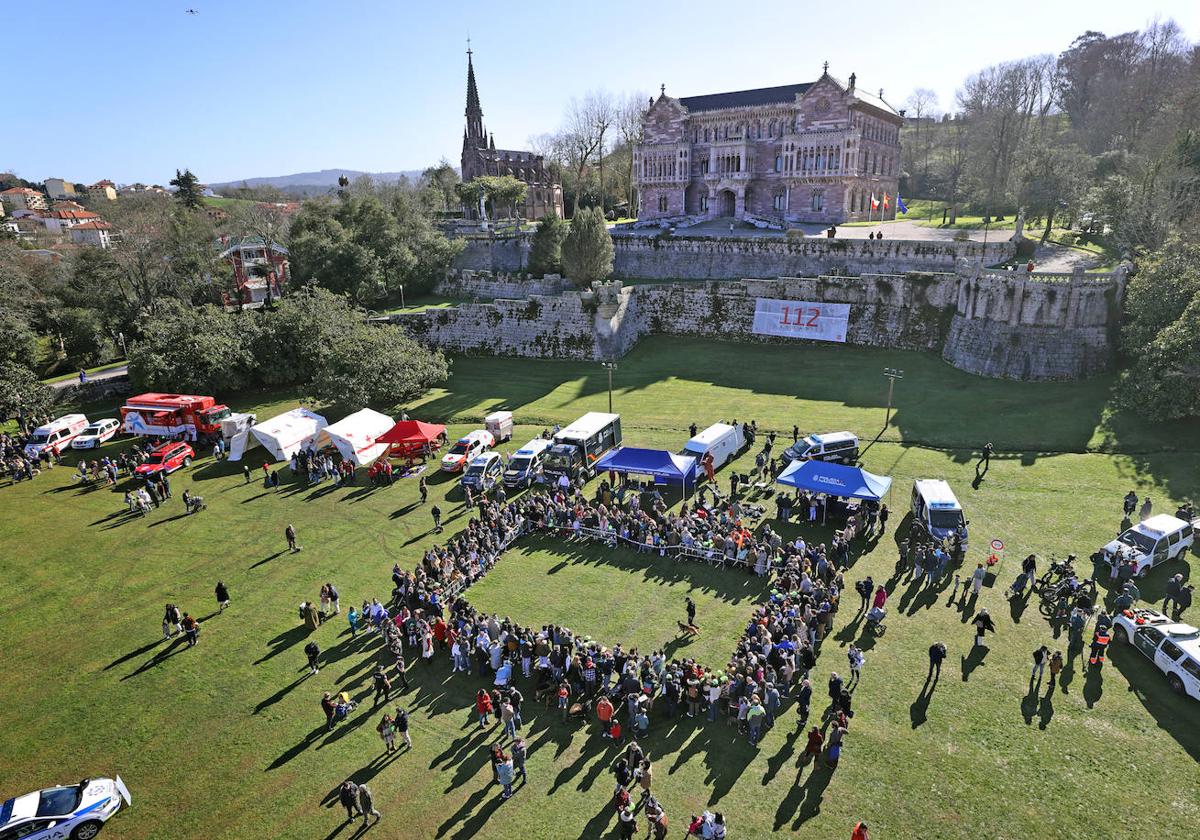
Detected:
left=399, top=284, right=405, bottom=310
left=882, top=367, right=903, bottom=430
left=601, top=361, right=617, bottom=413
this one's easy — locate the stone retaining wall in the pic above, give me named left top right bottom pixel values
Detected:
left=386, top=261, right=1128, bottom=381
left=448, top=230, right=1016, bottom=281
left=434, top=270, right=570, bottom=300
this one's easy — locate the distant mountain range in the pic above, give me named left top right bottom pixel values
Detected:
left=211, top=168, right=433, bottom=196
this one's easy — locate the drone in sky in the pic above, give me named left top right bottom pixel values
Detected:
left=185, top=8, right=199, bottom=14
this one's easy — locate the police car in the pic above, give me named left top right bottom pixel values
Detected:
left=1112, top=608, right=1200, bottom=700
left=0, top=776, right=130, bottom=839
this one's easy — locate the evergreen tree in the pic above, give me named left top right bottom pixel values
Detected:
left=528, top=214, right=568, bottom=277
left=169, top=168, right=203, bottom=209
left=560, top=207, right=613, bottom=287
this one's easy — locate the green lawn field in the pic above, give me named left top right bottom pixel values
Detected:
left=1, top=336, right=1197, bottom=840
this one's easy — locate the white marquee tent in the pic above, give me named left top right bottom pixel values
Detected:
left=249, top=407, right=329, bottom=462
left=311, top=407, right=393, bottom=466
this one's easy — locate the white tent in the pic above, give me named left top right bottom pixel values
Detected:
left=312, top=408, right=393, bottom=466
left=250, top=407, right=329, bottom=462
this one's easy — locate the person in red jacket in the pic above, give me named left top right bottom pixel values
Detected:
left=597, top=695, right=615, bottom=736
left=852, top=821, right=870, bottom=840
left=476, top=688, right=494, bottom=728
left=802, top=726, right=824, bottom=765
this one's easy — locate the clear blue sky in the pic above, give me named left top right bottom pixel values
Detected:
left=5, top=0, right=1198, bottom=185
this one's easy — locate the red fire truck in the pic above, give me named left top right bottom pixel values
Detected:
left=120, top=393, right=233, bottom=443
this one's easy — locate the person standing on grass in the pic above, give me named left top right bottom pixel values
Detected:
left=477, top=689, right=494, bottom=728
left=347, top=605, right=360, bottom=637
left=597, top=694, right=614, bottom=736
left=394, top=706, right=412, bottom=748
left=848, top=645, right=865, bottom=686
left=377, top=713, right=396, bottom=753
left=976, top=442, right=994, bottom=474
left=181, top=613, right=199, bottom=647
left=418, top=475, right=428, bottom=503
left=973, top=609, right=996, bottom=648
left=338, top=781, right=361, bottom=822
left=1049, top=651, right=1064, bottom=686
left=214, top=580, right=230, bottom=611
left=304, top=640, right=320, bottom=675
left=322, top=693, right=337, bottom=731
left=852, top=820, right=870, bottom=840
left=685, top=596, right=697, bottom=628
left=500, top=697, right=517, bottom=740
left=928, top=642, right=947, bottom=680
left=1031, top=645, right=1049, bottom=682
left=357, top=783, right=380, bottom=825
left=243, top=463, right=251, bottom=483
left=511, top=736, right=527, bottom=785
left=802, top=726, right=824, bottom=765
left=431, top=504, right=443, bottom=533
left=746, top=696, right=766, bottom=747
left=497, top=754, right=515, bottom=800
left=285, top=523, right=299, bottom=552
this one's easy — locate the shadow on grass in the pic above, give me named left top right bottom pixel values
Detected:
left=1110, top=645, right=1200, bottom=761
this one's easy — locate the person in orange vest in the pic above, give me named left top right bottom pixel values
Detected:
left=597, top=695, right=615, bottom=737
left=1089, top=626, right=1112, bottom=667
left=852, top=821, right=871, bottom=840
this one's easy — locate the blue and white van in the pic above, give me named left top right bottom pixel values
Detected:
left=503, top=438, right=552, bottom=489
left=911, top=479, right=967, bottom=540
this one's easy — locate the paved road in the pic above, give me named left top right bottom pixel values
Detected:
left=51, top=364, right=129, bottom=390
left=619, top=218, right=1106, bottom=272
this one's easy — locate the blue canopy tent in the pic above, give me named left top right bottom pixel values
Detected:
left=775, top=459, right=893, bottom=502
left=595, top=447, right=699, bottom=499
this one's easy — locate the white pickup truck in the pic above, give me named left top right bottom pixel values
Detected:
left=1112, top=608, right=1200, bottom=700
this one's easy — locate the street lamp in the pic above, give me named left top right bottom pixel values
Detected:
left=601, top=361, right=617, bottom=413
left=399, top=284, right=405, bottom=310
left=882, top=367, right=904, bottom=430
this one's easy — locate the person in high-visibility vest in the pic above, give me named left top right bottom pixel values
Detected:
left=1089, top=627, right=1112, bottom=667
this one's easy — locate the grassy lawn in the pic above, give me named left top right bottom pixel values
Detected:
left=468, top=536, right=769, bottom=670
left=1, top=337, right=1198, bottom=840
left=374, top=295, right=469, bottom=315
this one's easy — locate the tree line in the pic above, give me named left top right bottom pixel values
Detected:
left=901, top=19, right=1199, bottom=252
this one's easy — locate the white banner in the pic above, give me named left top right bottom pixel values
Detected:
left=752, top=298, right=850, bottom=342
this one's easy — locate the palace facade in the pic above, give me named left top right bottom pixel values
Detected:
left=634, top=67, right=903, bottom=226
left=460, top=50, right=563, bottom=221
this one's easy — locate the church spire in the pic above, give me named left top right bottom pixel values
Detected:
left=464, top=43, right=485, bottom=146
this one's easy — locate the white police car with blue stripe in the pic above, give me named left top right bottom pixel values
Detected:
left=0, top=777, right=130, bottom=840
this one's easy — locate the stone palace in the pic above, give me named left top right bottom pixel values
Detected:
left=634, top=65, right=903, bottom=226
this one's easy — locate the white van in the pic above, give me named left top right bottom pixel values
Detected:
left=1102, top=514, right=1194, bottom=576
left=911, top=479, right=968, bottom=541
left=24, top=414, right=89, bottom=458
left=783, top=431, right=859, bottom=465
left=682, top=423, right=745, bottom=474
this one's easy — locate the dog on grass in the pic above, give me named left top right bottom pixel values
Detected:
left=677, top=620, right=700, bottom=637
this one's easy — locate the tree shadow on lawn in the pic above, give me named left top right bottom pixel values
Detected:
left=520, top=535, right=771, bottom=607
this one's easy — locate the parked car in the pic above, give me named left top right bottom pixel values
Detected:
left=1101, top=514, right=1194, bottom=577
left=461, top=451, right=504, bottom=493
left=1112, top=608, right=1200, bottom=700
left=781, top=431, right=859, bottom=465
left=1, top=775, right=131, bottom=840
left=440, top=430, right=494, bottom=473
left=71, top=419, right=121, bottom=450
left=134, top=442, right=195, bottom=477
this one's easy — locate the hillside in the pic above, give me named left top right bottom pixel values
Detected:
left=211, top=168, right=432, bottom=197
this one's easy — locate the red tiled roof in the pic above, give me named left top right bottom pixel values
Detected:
left=50, top=209, right=100, bottom=220
left=2, top=187, right=42, bottom=195
left=72, top=221, right=113, bottom=230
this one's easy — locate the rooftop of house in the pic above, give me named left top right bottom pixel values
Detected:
left=72, top=220, right=113, bottom=230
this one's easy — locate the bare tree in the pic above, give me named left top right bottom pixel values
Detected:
left=617, top=92, right=649, bottom=218
left=904, top=87, right=939, bottom=184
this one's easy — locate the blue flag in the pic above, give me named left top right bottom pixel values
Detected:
left=896, top=194, right=909, bottom=214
